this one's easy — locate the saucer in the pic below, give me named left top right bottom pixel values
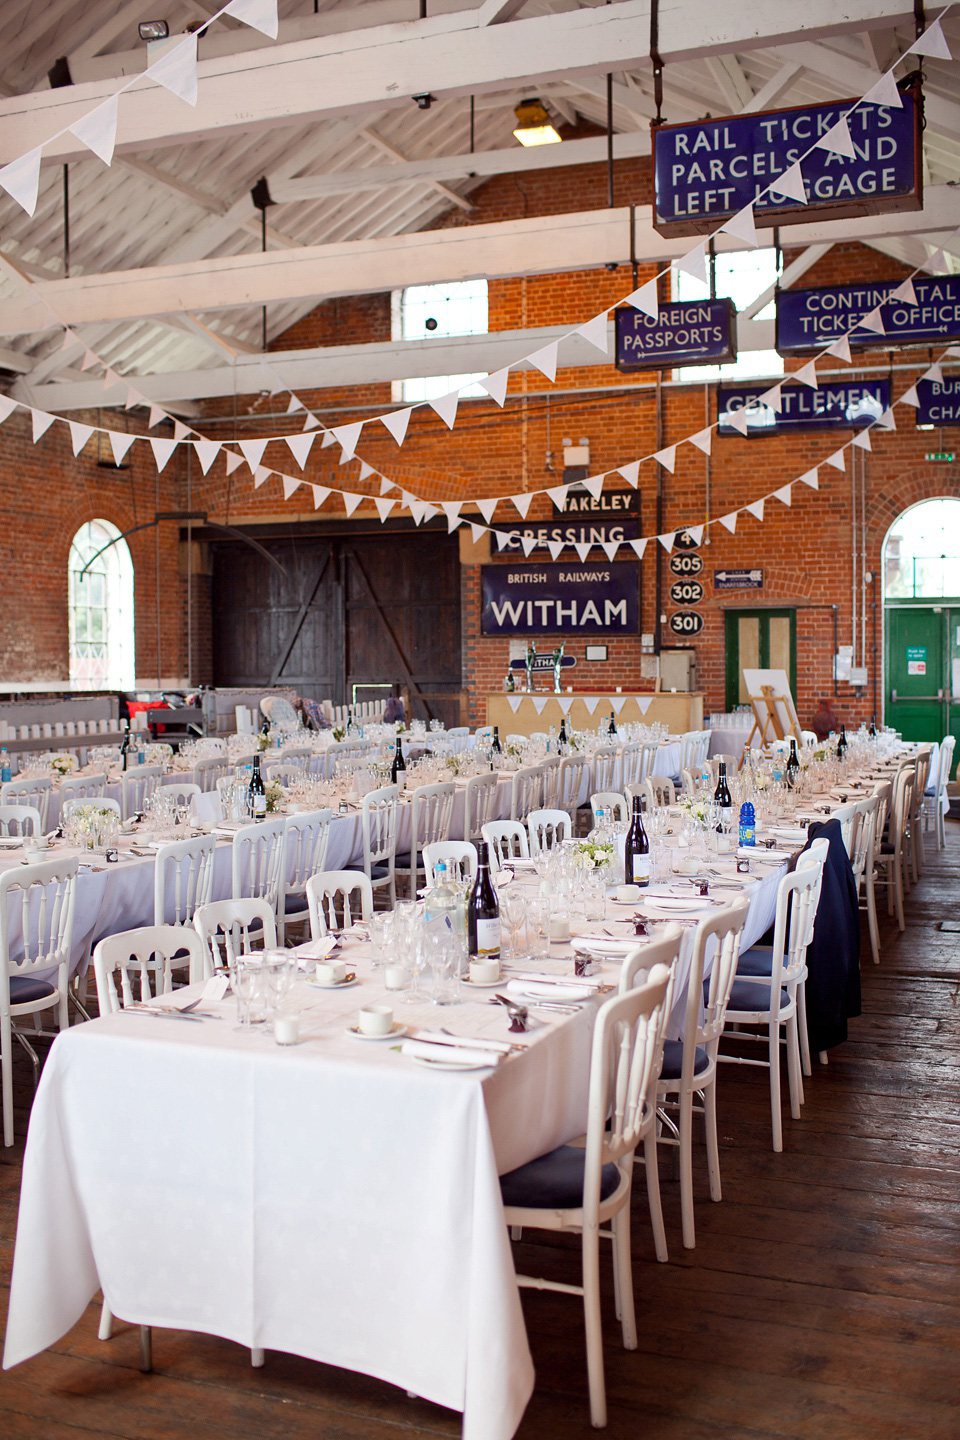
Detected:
left=410, top=1054, right=491, bottom=1071
left=346, top=1022, right=406, bottom=1041
left=308, top=973, right=358, bottom=991
left=463, top=975, right=505, bottom=990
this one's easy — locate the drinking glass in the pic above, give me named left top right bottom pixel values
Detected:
left=424, top=928, right=461, bottom=1005
left=366, top=911, right=388, bottom=969
left=525, top=899, right=549, bottom=959
left=583, top=869, right=606, bottom=923
left=233, top=955, right=268, bottom=1027
left=500, top=890, right=527, bottom=960
left=263, top=948, right=296, bottom=1021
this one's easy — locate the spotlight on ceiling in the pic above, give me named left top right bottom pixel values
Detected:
left=412, top=93, right=435, bottom=110
left=513, top=97, right=561, bottom=147
left=138, top=19, right=170, bottom=41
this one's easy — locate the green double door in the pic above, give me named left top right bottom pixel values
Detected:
left=885, top=603, right=960, bottom=746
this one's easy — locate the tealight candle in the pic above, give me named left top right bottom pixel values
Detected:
left=383, top=965, right=406, bottom=991
left=548, top=914, right=571, bottom=942
left=274, top=1015, right=299, bottom=1046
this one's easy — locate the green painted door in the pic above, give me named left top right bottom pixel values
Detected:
left=724, top=608, right=796, bottom=712
left=885, top=605, right=960, bottom=747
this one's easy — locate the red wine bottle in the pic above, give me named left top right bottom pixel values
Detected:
left=467, top=841, right=500, bottom=960
left=624, top=794, right=650, bottom=887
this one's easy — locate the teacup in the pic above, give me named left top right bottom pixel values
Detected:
left=314, top=958, right=346, bottom=986
left=616, top=884, right=640, bottom=903
left=469, top=958, right=500, bottom=985
left=358, top=1003, right=393, bottom=1036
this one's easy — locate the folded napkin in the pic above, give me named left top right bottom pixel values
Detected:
left=763, top=827, right=807, bottom=842
left=401, top=1038, right=501, bottom=1067
left=738, top=845, right=792, bottom=862
left=506, top=979, right=593, bottom=1002
left=413, top=1029, right=513, bottom=1055
left=295, top=936, right=338, bottom=965
left=571, top=937, right=639, bottom=957
left=510, top=970, right=608, bottom=989
left=0, top=836, right=22, bottom=849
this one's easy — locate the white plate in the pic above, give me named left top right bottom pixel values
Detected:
left=462, top=976, right=506, bottom=990
left=606, top=896, right=648, bottom=908
left=410, top=1054, right=491, bottom=1071
left=640, top=894, right=716, bottom=912
left=307, top=975, right=359, bottom=991
left=345, top=1022, right=406, bottom=1041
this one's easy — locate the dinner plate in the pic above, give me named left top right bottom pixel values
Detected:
left=462, top=976, right=505, bottom=990
left=639, top=894, right=717, bottom=912
left=307, top=974, right=359, bottom=991
left=410, top=1054, right=492, bottom=1071
left=345, top=1022, right=407, bottom=1041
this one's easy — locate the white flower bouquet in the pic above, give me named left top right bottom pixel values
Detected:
left=49, top=752, right=78, bottom=777
left=576, top=839, right=614, bottom=870
left=64, top=802, right=120, bottom=851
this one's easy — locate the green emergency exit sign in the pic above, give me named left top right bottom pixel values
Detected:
left=925, top=451, right=955, bottom=462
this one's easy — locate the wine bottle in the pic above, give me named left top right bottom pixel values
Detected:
left=491, top=726, right=502, bottom=755
left=467, top=841, right=500, bottom=960
left=120, top=721, right=130, bottom=772
left=836, top=724, right=848, bottom=760
left=390, top=734, right=407, bottom=790
left=247, top=753, right=267, bottom=818
left=713, top=761, right=733, bottom=828
left=608, top=710, right=617, bottom=736
left=785, top=736, right=800, bottom=787
left=558, top=716, right=568, bottom=746
left=869, top=714, right=877, bottom=739
left=624, top=794, right=650, bottom=887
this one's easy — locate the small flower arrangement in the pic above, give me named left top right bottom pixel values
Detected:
left=332, top=726, right=346, bottom=743
left=255, top=732, right=269, bottom=753
left=576, top=839, right=614, bottom=870
left=395, top=720, right=405, bottom=734
left=679, top=796, right=710, bottom=825
left=566, top=730, right=585, bottom=752
left=49, top=752, right=78, bottom=777
left=812, top=747, right=828, bottom=762
left=65, top=802, right=120, bottom=850
left=505, top=740, right=525, bottom=760
left=445, top=752, right=468, bottom=777
left=752, top=770, right=770, bottom=790
left=265, top=780, right=285, bottom=813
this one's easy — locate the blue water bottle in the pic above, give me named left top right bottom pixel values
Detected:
left=738, top=801, right=756, bottom=847
left=0, top=747, right=10, bottom=784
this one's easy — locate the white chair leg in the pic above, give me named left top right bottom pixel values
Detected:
left=797, top=981, right=812, bottom=1078
left=581, top=1225, right=607, bottom=1429
left=98, top=1300, right=113, bottom=1340
left=894, top=864, right=905, bottom=932
left=612, top=1207, right=637, bottom=1350
left=865, top=872, right=881, bottom=964
left=704, top=1082, right=722, bottom=1206
left=786, top=1014, right=803, bottom=1117
left=678, top=1091, right=696, bottom=1249
left=643, top=1130, right=669, bottom=1264
left=2, top=1016, right=13, bottom=1147
left=250, top=1347, right=265, bottom=1367
left=768, top=1022, right=782, bottom=1153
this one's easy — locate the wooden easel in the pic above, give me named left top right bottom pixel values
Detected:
left=741, top=669, right=802, bottom=750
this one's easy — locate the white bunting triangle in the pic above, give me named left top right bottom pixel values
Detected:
left=891, top=277, right=917, bottom=305
left=148, top=33, right=199, bottom=106
left=719, top=512, right=738, bottom=533
left=172, top=420, right=191, bottom=443
left=610, top=696, right=626, bottom=715
left=103, top=368, right=121, bottom=391
left=521, top=534, right=538, bottom=556
left=477, top=498, right=498, bottom=523
left=745, top=499, right=765, bottom=522
left=547, top=485, right=570, bottom=511
left=312, top=486, right=331, bottom=509
left=727, top=407, right=750, bottom=436
left=876, top=408, right=897, bottom=431
left=907, top=17, right=952, bottom=58
left=583, top=474, right=605, bottom=500
left=357, top=461, right=374, bottom=483
left=441, top=501, right=462, bottom=524
left=109, top=429, right=136, bottom=463
left=654, top=446, right=676, bottom=473
left=629, top=538, right=647, bottom=560
left=853, top=431, right=872, bottom=451
left=722, top=203, right=758, bottom=247
left=148, top=405, right=165, bottom=429
left=225, top=451, right=245, bottom=476
left=304, top=413, right=321, bottom=430
left=447, top=514, right=466, bottom=536
left=479, top=369, right=509, bottom=408
left=81, top=350, right=99, bottom=372
left=470, top=522, right=487, bottom=544
left=688, top=428, right=713, bottom=456
left=0, top=147, right=42, bottom=216
left=862, top=70, right=902, bottom=108
left=558, top=696, right=574, bottom=715
left=124, top=387, right=140, bottom=409
left=798, top=468, right=819, bottom=490
left=816, top=116, right=855, bottom=158
left=677, top=242, right=708, bottom=286
left=429, top=389, right=459, bottom=430
left=899, top=385, right=919, bottom=408
left=224, top=0, right=279, bottom=39
left=239, top=438, right=268, bottom=471
left=31, top=409, right=55, bottom=443
left=574, top=541, right=592, bottom=561
left=494, top=529, right=511, bottom=549
left=0, top=397, right=16, bottom=423
left=282, top=475, right=302, bottom=500
left=547, top=540, right=565, bottom=560
left=826, top=450, right=846, bottom=471
left=626, top=279, right=659, bottom=320
left=69, top=95, right=119, bottom=166
left=285, top=432, right=315, bottom=469
left=583, top=697, right=600, bottom=716
left=253, top=466, right=273, bottom=489
left=342, top=491, right=363, bottom=517
left=923, top=362, right=944, bottom=385
left=527, top=341, right=559, bottom=383
left=332, top=422, right=363, bottom=462
left=511, top=492, right=533, bottom=518
left=576, top=312, right=609, bottom=354
left=637, top=696, right=653, bottom=716
left=774, top=484, right=792, bottom=506
left=380, top=406, right=412, bottom=447
left=616, top=460, right=641, bottom=486
left=658, top=532, right=675, bottom=553
left=773, top=160, right=807, bottom=204
left=286, top=396, right=303, bottom=414
left=375, top=497, right=396, bottom=521
left=193, top=439, right=221, bottom=474
left=150, top=436, right=178, bottom=472
left=380, top=475, right=396, bottom=496
left=859, top=306, right=885, bottom=334
left=795, top=360, right=819, bottom=389
left=531, top=697, right=548, bottom=715
left=68, top=421, right=94, bottom=456
left=508, top=696, right=523, bottom=714
left=685, top=525, right=705, bottom=546
left=601, top=540, right=621, bottom=561
left=827, top=334, right=852, bottom=362
left=759, top=384, right=783, bottom=412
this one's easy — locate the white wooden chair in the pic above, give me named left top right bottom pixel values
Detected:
left=58, top=774, right=108, bottom=814
left=638, top=742, right=658, bottom=784
left=590, top=792, right=628, bottom=825
left=680, top=767, right=700, bottom=799
left=924, top=734, right=955, bottom=850
left=539, top=757, right=560, bottom=808
left=509, top=765, right=542, bottom=822
left=557, top=755, right=588, bottom=821
left=527, top=807, right=572, bottom=854
left=874, top=765, right=913, bottom=931
left=121, top=765, right=163, bottom=820
left=278, top=808, right=333, bottom=946
left=657, top=897, right=749, bottom=1249
left=829, top=800, right=860, bottom=859
left=362, top=785, right=399, bottom=907
left=678, top=731, right=701, bottom=774
left=232, top=816, right=286, bottom=930
left=907, top=743, right=935, bottom=881
left=619, top=742, right=643, bottom=792
left=93, top=925, right=206, bottom=1013
left=1, top=855, right=78, bottom=1146
left=642, top=776, right=676, bottom=809
left=396, top=781, right=456, bottom=900
left=163, top=780, right=203, bottom=812
left=307, top=870, right=374, bottom=937
left=850, top=795, right=881, bottom=967
left=0, top=803, right=42, bottom=837
left=719, top=854, right=826, bottom=1152
left=1, top=777, right=52, bottom=831
left=154, top=834, right=216, bottom=928
left=422, top=841, right=477, bottom=886
left=463, top=771, right=499, bottom=843
left=499, top=965, right=672, bottom=1428
left=481, top=820, right=529, bottom=868
left=591, top=745, right=619, bottom=794
left=194, top=898, right=278, bottom=976
left=279, top=746, right=312, bottom=768
left=193, top=756, right=230, bottom=793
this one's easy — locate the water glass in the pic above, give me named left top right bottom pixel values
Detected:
left=583, top=870, right=606, bottom=924
left=500, top=890, right=527, bottom=960
left=233, top=954, right=268, bottom=1027
left=424, top=928, right=461, bottom=1005
left=525, top=899, right=549, bottom=960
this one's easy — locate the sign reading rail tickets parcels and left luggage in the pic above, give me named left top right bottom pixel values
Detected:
left=653, top=87, right=921, bottom=237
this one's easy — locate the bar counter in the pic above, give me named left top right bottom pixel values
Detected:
left=485, top=691, right=704, bottom=737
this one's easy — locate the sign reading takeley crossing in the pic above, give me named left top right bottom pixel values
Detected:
left=653, top=88, right=921, bottom=236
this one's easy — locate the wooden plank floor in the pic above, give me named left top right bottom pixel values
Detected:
left=2, top=824, right=959, bottom=1440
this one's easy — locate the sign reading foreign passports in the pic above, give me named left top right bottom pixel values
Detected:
left=615, top=298, right=737, bottom=370
left=718, top=380, right=890, bottom=435
left=777, top=275, right=960, bottom=353
left=481, top=563, right=639, bottom=637
left=653, top=90, right=921, bottom=236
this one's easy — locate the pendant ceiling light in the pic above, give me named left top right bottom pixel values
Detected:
left=512, top=98, right=562, bottom=147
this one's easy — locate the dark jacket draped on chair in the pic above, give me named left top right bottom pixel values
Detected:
left=801, top=817, right=862, bottom=1052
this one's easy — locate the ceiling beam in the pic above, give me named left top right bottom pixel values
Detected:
left=0, top=0, right=919, bottom=165
left=2, top=187, right=955, bottom=341
left=358, top=126, right=473, bottom=213
left=739, top=60, right=802, bottom=114
left=23, top=315, right=779, bottom=411
left=739, top=242, right=831, bottom=320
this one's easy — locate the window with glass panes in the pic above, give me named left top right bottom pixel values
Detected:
left=68, top=520, right=135, bottom=689
left=672, top=247, right=784, bottom=384
left=392, top=280, right=489, bottom=403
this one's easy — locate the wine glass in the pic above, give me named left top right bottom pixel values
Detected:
left=500, top=890, right=527, bottom=960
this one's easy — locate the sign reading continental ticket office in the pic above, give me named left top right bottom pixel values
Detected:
left=717, top=380, right=890, bottom=435
left=615, top=299, right=737, bottom=370
left=480, top=563, right=639, bottom=637
left=916, top=377, right=960, bottom=426
left=653, top=90, right=921, bottom=237
left=777, top=275, right=960, bottom=354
